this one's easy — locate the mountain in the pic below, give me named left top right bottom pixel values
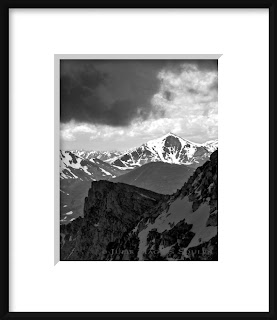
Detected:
left=111, top=132, right=217, bottom=168
left=113, top=162, right=195, bottom=195
left=60, top=150, right=218, bottom=261
left=71, top=150, right=124, bottom=164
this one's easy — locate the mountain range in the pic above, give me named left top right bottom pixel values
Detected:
left=60, top=133, right=218, bottom=224
left=70, top=150, right=123, bottom=164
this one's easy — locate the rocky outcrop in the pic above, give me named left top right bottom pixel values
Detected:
left=60, top=181, right=168, bottom=260
left=84, top=180, right=165, bottom=220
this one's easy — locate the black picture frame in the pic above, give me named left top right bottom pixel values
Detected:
left=1, top=2, right=275, bottom=319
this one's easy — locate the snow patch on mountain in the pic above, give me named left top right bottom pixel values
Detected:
left=60, top=151, right=92, bottom=179
left=100, top=168, right=112, bottom=176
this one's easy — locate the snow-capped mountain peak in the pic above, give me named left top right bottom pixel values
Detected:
left=112, top=133, right=217, bottom=168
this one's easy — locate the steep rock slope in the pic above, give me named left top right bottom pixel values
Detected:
left=60, top=181, right=168, bottom=260
left=113, top=162, right=195, bottom=195
left=106, top=150, right=218, bottom=260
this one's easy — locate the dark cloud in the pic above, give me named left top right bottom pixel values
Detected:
left=60, top=59, right=218, bottom=127
left=60, top=60, right=167, bottom=127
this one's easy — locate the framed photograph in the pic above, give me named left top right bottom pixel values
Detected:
left=57, top=55, right=219, bottom=262
left=3, top=2, right=274, bottom=319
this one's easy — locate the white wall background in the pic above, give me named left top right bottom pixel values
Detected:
left=9, top=9, right=269, bottom=312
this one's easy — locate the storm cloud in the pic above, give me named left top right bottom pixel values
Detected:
left=61, top=60, right=165, bottom=126
left=60, top=59, right=217, bottom=127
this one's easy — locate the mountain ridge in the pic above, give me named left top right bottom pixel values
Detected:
left=67, top=133, right=218, bottom=168
left=112, top=161, right=195, bottom=195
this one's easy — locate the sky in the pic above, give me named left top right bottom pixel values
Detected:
left=60, top=59, right=218, bottom=151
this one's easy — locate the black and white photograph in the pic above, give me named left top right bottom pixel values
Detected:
left=59, top=59, right=218, bottom=261
left=60, top=59, right=218, bottom=261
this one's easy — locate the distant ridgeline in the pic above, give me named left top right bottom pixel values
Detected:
left=60, top=150, right=218, bottom=261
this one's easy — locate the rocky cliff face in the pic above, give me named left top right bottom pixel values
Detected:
left=60, top=150, right=218, bottom=261
left=60, top=181, right=168, bottom=260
